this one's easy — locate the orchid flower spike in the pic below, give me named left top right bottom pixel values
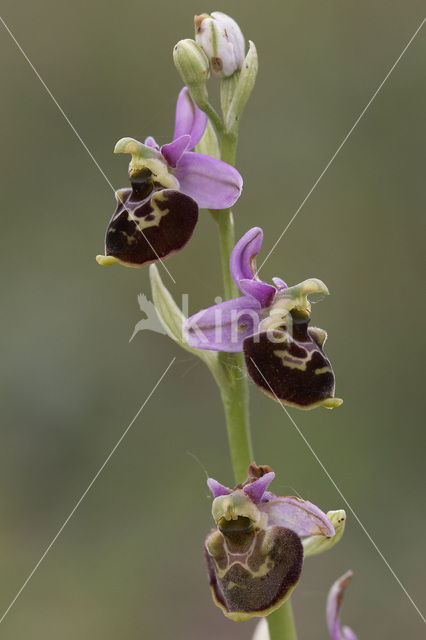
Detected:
left=204, top=463, right=335, bottom=621
left=96, top=88, right=243, bottom=268
left=184, top=227, right=343, bottom=409
left=327, top=571, right=358, bottom=640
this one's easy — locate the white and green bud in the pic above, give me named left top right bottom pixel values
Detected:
left=224, top=41, right=258, bottom=133
left=194, top=11, right=245, bottom=78
left=303, top=510, right=346, bottom=557
left=173, top=39, right=209, bottom=105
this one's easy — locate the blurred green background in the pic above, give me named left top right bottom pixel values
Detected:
left=0, top=1, right=425, bottom=638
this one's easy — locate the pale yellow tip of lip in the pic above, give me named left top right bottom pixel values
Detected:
left=96, top=254, right=118, bottom=266
left=322, top=397, right=344, bottom=409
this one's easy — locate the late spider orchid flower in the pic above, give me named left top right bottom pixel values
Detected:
left=327, top=571, right=358, bottom=640
left=96, top=88, right=243, bottom=268
left=184, top=227, right=342, bottom=409
left=204, top=463, right=335, bottom=621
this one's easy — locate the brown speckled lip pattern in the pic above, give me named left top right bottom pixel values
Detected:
left=104, top=187, right=198, bottom=267
left=205, top=525, right=303, bottom=619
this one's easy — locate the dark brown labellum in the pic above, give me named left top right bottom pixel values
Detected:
left=243, top=312, right=337, bottom=409
left=205, top=524, right=303, bottom=621
left=103, top=180, right=198, bottom=268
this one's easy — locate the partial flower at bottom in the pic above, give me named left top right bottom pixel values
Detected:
left=327, top=571, right=358, bottom=640
left=250, top=568, right=357, bottom=639
left=204, top=463, right=335, bottom=621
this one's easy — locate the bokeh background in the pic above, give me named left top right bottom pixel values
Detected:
left=0, top=1, right=425, bottom=638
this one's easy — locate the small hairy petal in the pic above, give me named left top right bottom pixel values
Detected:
left=207, top=478, right=232, bottom=498
left=144, top=136, right=159, bottom=149
left=175, top=152, right=243, bottom=209
left=260, top=496, right=335, bottom=537
left=326, top=571, right=358, bottom=640
left=230, top=227, right=263, bottom=286
left=239, top=278, right=276, bottom=308
left=272, top=276, right=288, bottom=290
left=173, top=87, right=208, bottom=149
left=183, top=296, right=262, bottom=352
left=243, top=472, right=275, bottom=502
left=161, top=134, right=190, bottom=168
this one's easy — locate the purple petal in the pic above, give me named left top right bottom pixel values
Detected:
left=326, top=571, right=358, bottom=640
left=207, top=478, right=232, bottom=498
left=243, top=472, right=275, bottom=502
left=230, top=227, right=263, bottom=286
left=144, top=136, right=159, bottom=149
left=260, top=496, right=335, bottom=537
left=173, top=87, right=208, bottom=149
left=239, top=278, right=276, bottom=308
left=175, top=152, right=243, bottom=209
left=272, top=277, right=288, bottom=290
left=183, top=296, right=262, bottom=352
left=161, top=134, right=190, bottom=168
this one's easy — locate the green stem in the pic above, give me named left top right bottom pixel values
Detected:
left=215, top=117, right=298, bottom=638
left=213, top=207, right=253, bottom=483
left=199, top=101, right=224, bottom=138
left=218, top=355, right=252, bottom=484
left=209, top=126, right=252, bottom=485
left=267, top=600, right=298, bottom=640
left=210, top=209, right=237, bottom=300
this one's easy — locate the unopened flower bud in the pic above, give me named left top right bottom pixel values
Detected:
left=173, top=39, right=209, bottom=105
left=194, top=11, right=245, bottom=78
